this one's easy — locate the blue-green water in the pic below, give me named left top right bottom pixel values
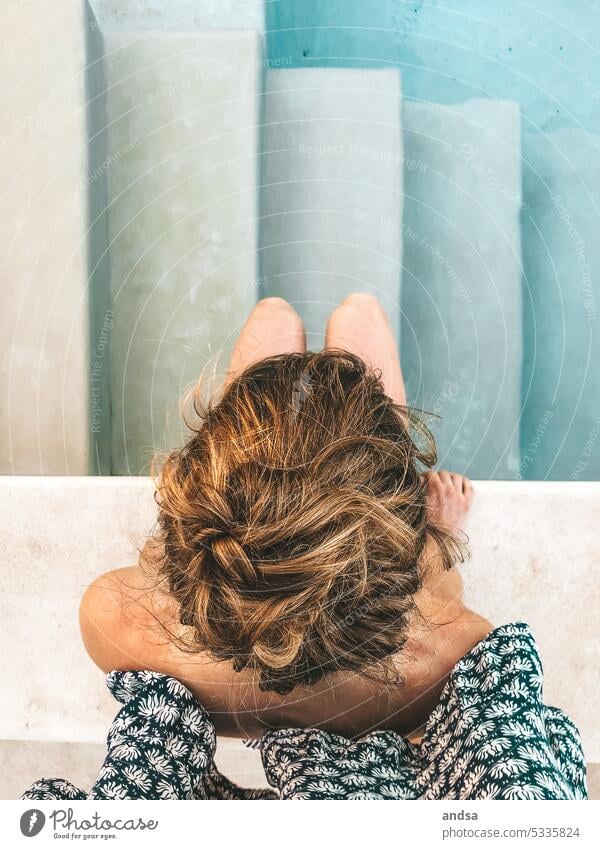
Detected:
left=265, top=0, right=600, bottom=480
left=88, top=0, right=600, bottom=480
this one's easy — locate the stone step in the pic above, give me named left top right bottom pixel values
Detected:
left=1, top=739, right=598, bottom=799
left=0, top=738, right=270, bottom=799
left=102, top=29, right=262, bottom=473
left=521, top=128, right=600, bottom=480
left=400, top=99, right=523, bottom=479
left=0, top=1, right=110, bottom=474
left=89, top=0, right=265, bottom=32
left=0, top=476, right=597, bottom=764
left=260, top=67, right=403, bottom=348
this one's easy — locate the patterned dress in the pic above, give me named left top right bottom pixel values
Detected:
left=23, top=623, right=587, bottom=800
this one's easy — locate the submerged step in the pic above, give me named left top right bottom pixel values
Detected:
left=260, top=67, right=403, bottom=348
left=521, top=128, right=600, bottom=481
left=0, top=2, right=110, bottom=474
left=401, top=99, right=523, bottom=479
left=89, top=0, right=265, bottom=32
left=102, top=30, right=261, bottom=474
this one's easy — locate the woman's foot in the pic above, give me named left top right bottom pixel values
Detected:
left=416, top=471, right=474, bottom=613
left=406, top=471, right=491, bottom=736
left=325, top=292, right=407, bottom=406
left=225, top=297, right=306, bottom=386
left=425, top=471, right=474, bottom=534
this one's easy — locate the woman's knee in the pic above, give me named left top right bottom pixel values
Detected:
left=339, top=292, right=386, bottom=318
left=252, top=296, right=304, bottom=334
left=327, top=292, right=386, bottom=334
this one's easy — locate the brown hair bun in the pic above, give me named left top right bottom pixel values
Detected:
left=153, top=350, right=463, bottom=694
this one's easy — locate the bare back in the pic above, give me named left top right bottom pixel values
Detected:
left=80, top=560, right=492, bottom=739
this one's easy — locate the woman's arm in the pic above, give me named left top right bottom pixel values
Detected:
left=79, top=565, right=164, bottom=673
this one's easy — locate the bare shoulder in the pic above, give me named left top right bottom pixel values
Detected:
left=79, top=565, right=173, bottom=673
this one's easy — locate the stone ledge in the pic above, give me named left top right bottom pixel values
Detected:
left=0, top=476, right=597, bottom=763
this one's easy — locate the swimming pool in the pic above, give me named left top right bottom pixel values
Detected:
left=1, top=0, right=597, bottom=480
left=263, top=0, right=600, bottom=481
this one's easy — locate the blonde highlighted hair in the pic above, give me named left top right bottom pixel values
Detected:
left=151, top=350, right=464, bottom=694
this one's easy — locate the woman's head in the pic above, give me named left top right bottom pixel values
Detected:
left=152, top=350, right=463, bottom=694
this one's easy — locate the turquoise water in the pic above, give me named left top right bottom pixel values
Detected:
left=86, top=1, right=600, bottom=480
left=265, top=1, right=600, bottom=479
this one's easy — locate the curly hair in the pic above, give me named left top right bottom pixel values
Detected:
left=149, top=350, right=464, bottom=695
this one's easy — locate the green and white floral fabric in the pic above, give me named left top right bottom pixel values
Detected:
left=22, top=623, right=587, bottom=801
left=261, top=622, right=587, bottom=799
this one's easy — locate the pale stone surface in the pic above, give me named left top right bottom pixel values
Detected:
left=1, top=738, right=597, bottom=800
left=89, top=0, right=265, bottom=32
left=0, top=739, right=269, bottom=799
left=103, top=31, right=261, bottom=473
left=0, top=477, right=597, bottom=777
left=401, top=99, right=523, bottom=479
left=588, top=763, right=600, bottom=802
left=214, top=738, right=270, bottom=790
left=462, top=480, right=599, bottom=763
left=0, top=1, right=110, bottom=474
left=260, top=68, right=403, bottom=348
left=0, top=740, right=105, bottom=800
left=0, top=477, right=156, bottom=744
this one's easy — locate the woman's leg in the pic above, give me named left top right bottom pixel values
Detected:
left=325, top=292, right=407, bottom=406
left=226, top=296, right=306, bottom=386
